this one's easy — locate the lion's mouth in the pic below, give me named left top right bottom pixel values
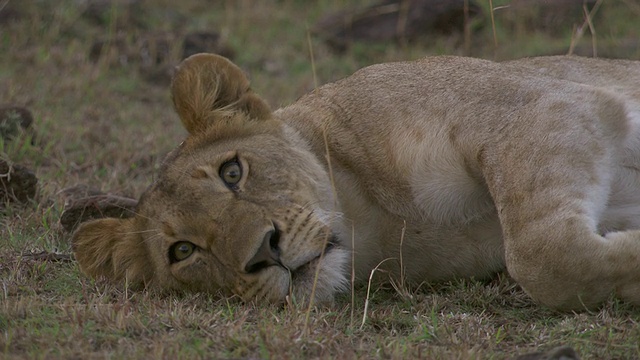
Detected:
left=290, top=234, right=339, bottom=279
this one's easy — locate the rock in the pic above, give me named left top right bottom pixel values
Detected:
left=0, top=159, right=38, bottom=204
left=82, top=0, right=145, bottom=29
left=89, top=30, right=235, bottom=85
left=88, top=35, right=129, bottom=64
left=314, top=0, right=482, bottom=51
left=0, top=106, right=34, bottom=141
left=569, top=38, right=640, bottom=59
left=0, top=1, right=24, bottom=24
left=89, top=32, right=175, bottom=66
left=182, top=31, right=235, bottom=60
left=138, top=63, right=175, bottom=86
left=501, top=0, right=598, bottom=34
left=59, top=185, right=138, bottom=232
left=89, top=31, right=179, bottom=84
left=516, top=345, right=580, bottom=360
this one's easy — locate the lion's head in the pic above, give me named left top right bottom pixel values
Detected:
left=72, top=54, right=349, bottom=304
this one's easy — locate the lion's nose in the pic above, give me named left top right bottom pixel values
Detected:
left=244, top=228, right=282, bottom=273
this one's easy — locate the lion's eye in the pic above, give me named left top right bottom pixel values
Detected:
left=169, top=241, right=195, bottom=263
left=219, top=160, right=242, bottom=188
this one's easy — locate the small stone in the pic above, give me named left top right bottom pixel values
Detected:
left=0, top=106, right=34, bottom=141
left=182, top=31, right=235, bottom=60
left=82, top=0, right=144, bottom=29
left=0, top=159, right=38, bottom=204
left=516, top=345, right=580, bottom=360
left=313, top=0, right=483, bottom=52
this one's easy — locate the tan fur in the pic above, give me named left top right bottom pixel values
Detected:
left=73, top=53, right=640, bottom=311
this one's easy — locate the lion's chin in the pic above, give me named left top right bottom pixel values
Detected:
left=287, top=245, right=350, bottom=307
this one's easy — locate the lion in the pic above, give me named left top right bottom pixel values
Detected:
left=72, top=53, right=640, bottom=311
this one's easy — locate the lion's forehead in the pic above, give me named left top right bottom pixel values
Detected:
left=137, top=180, right=291, bottom=228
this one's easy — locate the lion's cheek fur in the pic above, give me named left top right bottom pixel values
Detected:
left=72, top=218, right=154, bottom=287
left=289, top=247, right=350, bottom=305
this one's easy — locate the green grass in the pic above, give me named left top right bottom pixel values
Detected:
left=1, top=0, right=640, bottom=358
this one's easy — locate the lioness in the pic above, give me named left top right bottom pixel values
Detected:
left=72, top=54, right=640, bottom=311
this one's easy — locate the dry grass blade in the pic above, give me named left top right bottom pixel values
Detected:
left=568, top=0, right=603, bottom=56
left=489, top=0, right=498, bottom=56
left=360, top=258, right=395, bottom=330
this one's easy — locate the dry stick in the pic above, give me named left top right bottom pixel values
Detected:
left=583, top=3, right=598, bottom=57
left=396, top=0, right=410, bottom=48
left=360, top=258, right=396, bottom=330
left=488, top=0, right=498, bottom=59
left=124, top=271, right=130, bottom=303
left=488, top=4, right=516, bottom=58
left=350, top=221, right=356, bottom=329
left=301, top=25, right=319, bottom=335
left=621, top=0, right=640, bottom=15
left=568, top=0, right=603, bottom=56
left=301, top=124, right=339, bottom=335
left=306, top=25, right=318, bottom=90
left=463, top=0, right=471, bottom=55
left=389, top=220, right=410, bottom=299
left=106, top=2, right=119, bottom=64
left=398, top=220, right=407, bottom=296
left=0, top=0, right=9, bottom=13
left=567, top=23, right=581, bottom=55
left=301, top=25, right=336, bottom=337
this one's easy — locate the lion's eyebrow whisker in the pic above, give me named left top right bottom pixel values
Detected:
left=121, top=229, right=161, bottom=235
left=163, top=161, right=194, bottom=179
left=125, top=211, right=158, bottom=223
left=142, top=232, right=163, bottom=245
left=85, top=200, right=160, bottom=224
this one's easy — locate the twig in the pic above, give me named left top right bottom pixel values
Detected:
left=20, top=251, right=73, bottom=262
left=489, top=0, right=498, bottom=58
left=568, top=0, right=603, bottom=56
left=350, top=221, right=355, bottom=329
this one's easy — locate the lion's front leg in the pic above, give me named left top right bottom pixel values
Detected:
left=478, top=98, right=640, bottom=310
left=499, top=211, right=640, bottom=310
left=602, top=230, right=640, bottom=305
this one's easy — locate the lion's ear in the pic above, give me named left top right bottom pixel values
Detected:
left=72, top=218, right=152, bottom=285
left=170, top=53, right=272, bottom=135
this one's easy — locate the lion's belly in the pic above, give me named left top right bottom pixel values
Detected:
left=400, top=159, right=505, bottom=281
left=383, top=215, right=506, bottom=283
left=334, top=163, right=506, bottom=283
left=347, top=212, right=506, bottom=284
left=331, top=118, right=507, bottom=283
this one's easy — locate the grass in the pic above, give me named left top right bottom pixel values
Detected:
left=1, top=0, right=640, bottom=358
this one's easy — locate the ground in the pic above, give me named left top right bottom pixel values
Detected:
left=1, top=0, right=640, bottom=358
